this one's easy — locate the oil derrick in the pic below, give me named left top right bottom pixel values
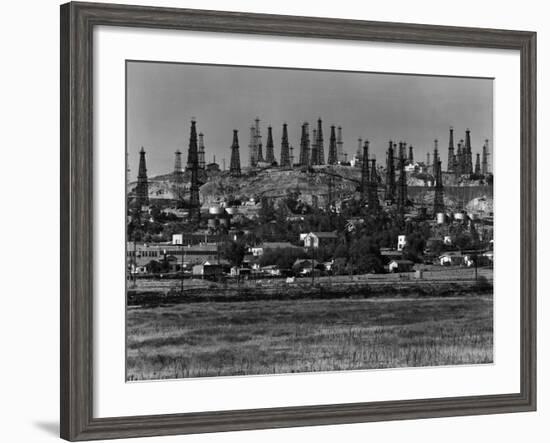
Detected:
left=289, top=146, right=295, bottom=168
left=433, top=159, right=445, bottom=215
left=368, top=158, right=380, bottom=211
left=432, top=139, right=439, bottom=170
left=187, top=119, right=201, bottom=221
left=327, top=125, right=338, bottom=165
left=475, top=153, right=481, bottom=175
left=385, top=140, right=396, bottom=202
left=456, top=140, right=464, bottom=176
left=255, top=118, right=264, bottom=163
left=398, top=142, right=406, bottom=161
left=279, top=123, right=291, bottom=168
left=229, top=129, right=241, bottom=177
left=447, top=126, right=455, bottom=173
left=336, top=126, right=344, bottom=163
left=136, top=147, right=149, bottom=207
left=299, top=122, right=310, bottom=167
left=257, top=143, right=264, bottom=164
left=465, top=129, right=473, bottom=174
left=311, top=129, right=318, bottom=166
left=396, top=146, right=407, bottom=213
left=265, top=126, right=275, bottom=164
left=198, top=133, right=206, bottom=169
left=408, top=145, right=414, bottom=164
left=482, top=139, right=489, bottom=175
left=355, top=138, right=363, bottom=167
left=173, top=150, right=184, bottom=183
left=360, top=140, right=370, bottom=201
left=316, top=118, right=325, bottom=165
left=248, top=126, right=256, bottom=167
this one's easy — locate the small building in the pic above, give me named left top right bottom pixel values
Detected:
left=302, top=232, right=338, bottom=248
left=192, top=260, right=230, bottom=277
left=380, top=248, right=403, bottom=261
left=206, top=162, right=220, bottom=172
left=438, top=251, right=464, bottom=266
left=397, top=235, right=407, bottom=251
left=388, top=259, right=414, bottom=273
left=250, top=242, right=300, bottom=257
left=230, top=266, right=251, bottom=277
left=261, top=265, right=282, bottom=276
left=293, top=258, right=321, bottom=274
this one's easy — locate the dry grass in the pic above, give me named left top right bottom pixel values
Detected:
left=126, top=294, right=493, bottom=381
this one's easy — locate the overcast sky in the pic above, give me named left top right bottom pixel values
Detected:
left=127, top=61, right=493, bottom=177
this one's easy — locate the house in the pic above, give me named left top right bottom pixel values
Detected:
left=302, top=232, right=338, bottom=248
left=397, top=234, right=407, bottom=251
left=438, top=251, right=464, bottom=266
left=261, top=265, right=282, bottom=276
left=250, top=242, right=300, bottom=257
left=192, top=260, right=230, bottom=277
left=292, top=258, right=321, bottom=274
left=380, top=248, right=403, bottom=261
left=388, top=259, right=414, bottom=273
left=230, top=266, right=251, bottom=277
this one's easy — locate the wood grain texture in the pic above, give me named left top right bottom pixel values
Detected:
left=60, top=2, right=536, bottom=441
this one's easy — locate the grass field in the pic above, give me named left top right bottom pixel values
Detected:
left=126, top=293, right=493, bottom=381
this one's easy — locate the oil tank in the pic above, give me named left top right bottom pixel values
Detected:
left=436, top=212, right=445, bottom=224
left=209, top=206, right=223, bottom=215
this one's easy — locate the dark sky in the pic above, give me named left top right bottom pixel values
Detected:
left=127, top=61, right=493, bottom=177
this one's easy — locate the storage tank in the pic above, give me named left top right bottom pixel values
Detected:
left=436, top=212, right=445, bottom=224
left=209, top=206, right=223, bottom=215
left=454, top=212, right=465, bottom=221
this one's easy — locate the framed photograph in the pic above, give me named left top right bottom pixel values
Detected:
left=60, top=1, right=536, bottom=440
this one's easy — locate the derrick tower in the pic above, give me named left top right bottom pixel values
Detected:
left=355, top=138, right=363, bottom=167
left=482, top=139, right=490, bottom=175
left=255, top=118, right=264, bottom=163
left=336, top=126, right=344, bottom=163
left=198, top=133, right=206, bottom=169
left=327, top=125, right=338, bottom=165
left=408, top=145, right=414, bottom=164
left=456, top=139, right=464, bottom=176
left=136, top=147, right=149, bottom=208
left=475, top=153, right=481, bottom=175
left=433, top=159, right=445, bottom=215
left=360, top=140, right=370, bottom=202
left=299, top=122, right=310, bottom=167
left=187, top=119, right=201, bottom=221
left=368, top=158, right=380, bottom=211
left=311, top=129, right=318, bottom=166
left=173, top=149, right=183, bottom=183
left=447, top=126, right=455, bottom=173
left=265, top=126, right=275, bottom=164
left=465, top=129, right=473, bottom=174
left=396, top=146, right=407, bottom=213
left=229, top=129, right=241, bottom=177
left=385, top=140, right=396, bottom=202
left=316, top=118, right=325, bottom=165
left=279, top=123, right=291, bottom=168
left=248, top=126, right=257, bottom=167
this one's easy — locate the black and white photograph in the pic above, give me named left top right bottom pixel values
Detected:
left=125, top=61, right=494, bottom=381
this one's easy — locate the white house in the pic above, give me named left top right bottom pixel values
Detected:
left=388, top=259, right=414, bottom=273
left=302, top=232, right=338, bottom=248
left=397, top=235, right=407, bottom=251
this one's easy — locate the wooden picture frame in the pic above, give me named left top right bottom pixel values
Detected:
left=60, top=1, right=536, bottom=440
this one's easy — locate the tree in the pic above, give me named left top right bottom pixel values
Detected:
left=221, top=240, right=246, bottom=266
left=404, top=232, right=427, bottom=263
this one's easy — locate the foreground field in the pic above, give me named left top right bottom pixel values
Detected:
left=126, top=293, right=493, bottom=380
